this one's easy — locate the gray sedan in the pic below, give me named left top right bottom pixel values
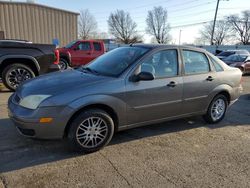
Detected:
left=8, top=45, right=242, bottom=153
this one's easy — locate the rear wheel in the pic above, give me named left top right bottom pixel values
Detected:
left=2, top=63, right=35, bottom=91
left=59, top=58, right=68, bottom=70
left=68, top=109, right=114, bottom=153
left=203, top=94, right=228, bottom=124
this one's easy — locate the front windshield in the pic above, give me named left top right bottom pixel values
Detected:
left=224, top=55, right=247, bottom=62
left=84, top=47, right=149, bottom=77
left=217, top=51, right=234, bottom=57
left=64, top=40, right=77, bottom=48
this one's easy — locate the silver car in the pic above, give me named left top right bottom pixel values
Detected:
left=8, top=45, right=242, bottom=153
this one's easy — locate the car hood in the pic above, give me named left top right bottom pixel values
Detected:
left=17, top=69, right=112, bottom=98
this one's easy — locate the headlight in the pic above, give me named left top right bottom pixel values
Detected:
left=19, top=95, right=51, bottom=109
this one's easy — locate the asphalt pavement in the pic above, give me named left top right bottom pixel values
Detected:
left=0, top=76, right=249, bottom=188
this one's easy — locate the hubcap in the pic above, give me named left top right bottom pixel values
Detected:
left=59, top=60, right=67, bottom=70
left=211, top=98, right=226, bottom=121
left=7, top=68, right=32, bottom=88
left=76, top=117, right=108, bottom=148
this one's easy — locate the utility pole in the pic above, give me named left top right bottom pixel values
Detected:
left=178, top=29, right=182, bottom=45
left=210, top=0, right=220, bottom=45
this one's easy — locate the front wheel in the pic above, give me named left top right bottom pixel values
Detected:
left=68, top=109, right=115, bottom=153
left=203, top=94, right=228, bottom=124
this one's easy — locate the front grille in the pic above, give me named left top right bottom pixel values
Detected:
left=13, top=94, right=21, bottom=104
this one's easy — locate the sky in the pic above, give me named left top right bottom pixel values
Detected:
left=16, top=0, right=250, bottom=44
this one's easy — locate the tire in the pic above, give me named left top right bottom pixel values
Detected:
left=59, top=58, right=68, bottom=70
left=68, top=109, right=115, bottom=153
left=2, top=63, right=35, bottom=91
left=203, top=94, right=228, bottom=124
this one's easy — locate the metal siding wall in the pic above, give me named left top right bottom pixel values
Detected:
left=0, top=2, right=78, bottom=46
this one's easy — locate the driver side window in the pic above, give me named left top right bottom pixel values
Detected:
left=140, top=49, right=178, bottom=78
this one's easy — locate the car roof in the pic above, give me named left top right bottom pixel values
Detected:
left=132, top=43, right=207, bottom=52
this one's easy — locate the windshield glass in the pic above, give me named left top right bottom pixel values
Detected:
left=83, top=47, right=149, bottom=77
left=224, top=55, right=247, bottom=62
left=217, top=51, right=234, bottom=57
left=64, top=40, right=77, bottom=49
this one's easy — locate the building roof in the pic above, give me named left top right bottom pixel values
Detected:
left=0, top=1, right=79, bottom=15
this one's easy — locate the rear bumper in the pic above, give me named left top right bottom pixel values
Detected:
left=48, top=64, right=60, bottom=72
left=228, top=85, right=243, bottom=106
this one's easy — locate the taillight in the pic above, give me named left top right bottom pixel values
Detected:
left=54, top=49, right=59, bottom=65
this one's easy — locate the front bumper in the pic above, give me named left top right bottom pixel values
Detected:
left=8, top=94, right=72, bottom=139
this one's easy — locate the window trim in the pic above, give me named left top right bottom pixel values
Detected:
left=208, top=54, right=224, bottom=72
left=180, top=49, right=212, bottom=76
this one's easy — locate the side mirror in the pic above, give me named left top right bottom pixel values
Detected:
left=130, top=72, right=154, bottom=82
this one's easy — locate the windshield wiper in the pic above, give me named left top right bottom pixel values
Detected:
left=81, top=67, right=100, bottom=75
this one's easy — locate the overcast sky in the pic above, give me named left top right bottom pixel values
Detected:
left=22, top=0, right=250, bottom=44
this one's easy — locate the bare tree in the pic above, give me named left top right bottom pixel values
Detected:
left=227, top=10, right=250, bottom=45
left=78, top=9, right=97, bottom=39
left=199, top=20, right=232, bottom=45
left=146, top=6, right=171, bottom=44
left=108, top=10, right=141, bottom=44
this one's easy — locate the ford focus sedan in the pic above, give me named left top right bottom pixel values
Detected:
left=8, top=45, right=242, bottom=153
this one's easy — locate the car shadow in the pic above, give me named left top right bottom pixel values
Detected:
left=0, top=94, right=249, bottom=173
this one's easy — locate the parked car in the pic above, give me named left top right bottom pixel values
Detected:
left=57, top=40, right=105, bottom=69
left=8, top=45, right=242, bottom=153
left=216, top=49, right=250, bottom=60
left=223, top=54, right=250, bottom=74
left=0, top=40, right=60, bottom=91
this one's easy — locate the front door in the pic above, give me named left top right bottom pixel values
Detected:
left=125, top=49, right=183, bottom=125
left=71, top=41, right=93, bottom=65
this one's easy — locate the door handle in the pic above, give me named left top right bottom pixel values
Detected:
left=206, top=76, right=214, bottom=81
left=167, top=81, right=176, bottom=87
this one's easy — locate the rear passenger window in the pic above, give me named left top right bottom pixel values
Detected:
left=208, top=55, right=224, bottom=72
left=93, top=42, right=102, bottom=51
left=183, top=50, right=210, bottom=75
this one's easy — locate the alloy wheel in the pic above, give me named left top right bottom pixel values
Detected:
left=211, top=98, right=226, bottom=121
left=7, top=68, right=33, bottom=88
left=76, top=117, right=108, bottom=148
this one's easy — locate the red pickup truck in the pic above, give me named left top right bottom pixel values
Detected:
left=57, top=40, right=105, bottom=69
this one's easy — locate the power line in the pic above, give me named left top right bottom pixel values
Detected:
left=94, top=0, right=217, bottom=23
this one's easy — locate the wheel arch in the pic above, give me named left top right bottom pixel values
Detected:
left=0, top=55, right=40, bottom=76
left=64, top=103, right=119, bottom=138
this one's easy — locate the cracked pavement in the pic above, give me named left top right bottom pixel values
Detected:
left=0, top=76, right=249, bottom=188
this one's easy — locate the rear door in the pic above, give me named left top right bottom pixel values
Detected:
left=125, top=49, right=183, bottom=124
left=91, top=42, right=104, bottom=60
left=181, top=49, right=217, bottom=114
